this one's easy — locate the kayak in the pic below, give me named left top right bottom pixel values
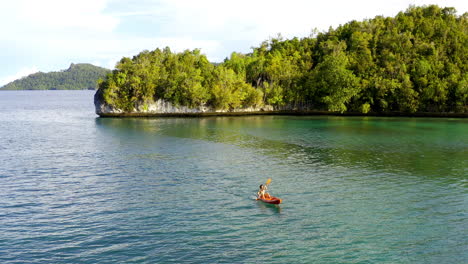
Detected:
left=257, top=196, right=282, bottom=205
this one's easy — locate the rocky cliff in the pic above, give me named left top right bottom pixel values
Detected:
left=94, top=89, right=468, bottom=118
left=94, top=89, right=274, bottom=117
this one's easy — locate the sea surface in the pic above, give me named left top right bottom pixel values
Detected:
left=0, top=90, right=467, bottom=264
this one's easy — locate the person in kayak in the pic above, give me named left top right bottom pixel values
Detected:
left=257, top=184, right=271, bottom=199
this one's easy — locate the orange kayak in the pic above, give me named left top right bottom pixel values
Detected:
left=257, top=196, right=282, bottom=204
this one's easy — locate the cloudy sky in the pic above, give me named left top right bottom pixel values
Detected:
left=0, top=0, right=466, bottom=86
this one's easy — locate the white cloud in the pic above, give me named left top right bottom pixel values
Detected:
left=2, top=0, right=118, bottom=33
left=30, top=34, right=222, bottom=66
left=128, top=0, right=467, bottom=37
left=0, top=67, right=39, bottom=87
left=108, top=0, right=468, bottom=55
left=0, top=0, right=467, bottom=83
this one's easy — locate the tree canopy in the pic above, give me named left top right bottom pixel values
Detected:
left=97, top=5, right=467, bottom=113
left=1, top=63, right=110, bottom=90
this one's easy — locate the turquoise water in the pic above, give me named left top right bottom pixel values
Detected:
left=0, top=91, right=467, bottom=263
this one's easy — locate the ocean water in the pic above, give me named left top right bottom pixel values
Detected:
left=0, top=90, right=467, bottom=263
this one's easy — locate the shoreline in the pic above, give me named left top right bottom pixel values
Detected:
left=96, top=110, right=468, bottom=118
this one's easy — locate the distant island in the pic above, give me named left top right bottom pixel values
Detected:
left=95, top=5, right=467, bottom=117
left=1, top=63, right=110, bottom=90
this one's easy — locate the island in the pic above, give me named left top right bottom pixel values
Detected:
left=95, top=5, right=467, bottom=117
left=1, top=63, right=110, bottom=90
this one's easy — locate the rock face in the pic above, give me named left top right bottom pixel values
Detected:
left=94, top=90, right=274, bottom=116
left=94, top=91, right=468, bottom=117
left=94, top=89, right=123, bottom=115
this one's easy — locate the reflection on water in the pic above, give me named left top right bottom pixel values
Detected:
left=3, top=91, right=467, bottom=264
left=95, top=116, right=468, bottom=179
left=256, top=200, right=282, bottom=214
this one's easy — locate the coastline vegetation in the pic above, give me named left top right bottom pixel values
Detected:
left=1, top=63, right=110, bottom=90
left=98, top=5, right=467, bottom=114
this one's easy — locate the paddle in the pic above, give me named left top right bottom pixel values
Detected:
left=264, top=178, right=272, bottom=198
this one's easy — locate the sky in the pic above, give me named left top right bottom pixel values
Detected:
left=0, top=0, right=466, bottom=86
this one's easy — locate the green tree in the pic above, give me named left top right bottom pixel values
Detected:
left=96, top=5, right=467, bottom=114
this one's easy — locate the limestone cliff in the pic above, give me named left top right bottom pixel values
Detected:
left=94, top=89, right=274, bottom=117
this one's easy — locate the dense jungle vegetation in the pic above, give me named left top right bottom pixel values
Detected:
left=98, top=5, right=467, bottom=113
left=1, top=64, right=110, bottom=90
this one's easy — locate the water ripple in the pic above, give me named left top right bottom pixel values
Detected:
left=0, top=92, right=467, bottom=263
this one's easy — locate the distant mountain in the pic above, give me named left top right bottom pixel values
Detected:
left=0, top=63, right=110, bottom=90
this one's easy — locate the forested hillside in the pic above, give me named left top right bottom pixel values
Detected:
left=1, top=64, right=110, bottom=90
left=98, top=5, right=467, bottom=113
